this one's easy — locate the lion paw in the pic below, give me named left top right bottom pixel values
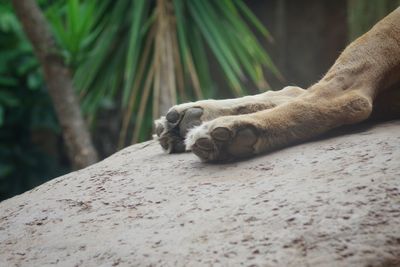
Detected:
left=154, top=105, right=206, bottom=153
left=185, top=117, right=259, bottom=162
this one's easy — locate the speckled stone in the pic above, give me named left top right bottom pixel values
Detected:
left=1, top=121, right=400, bottom=267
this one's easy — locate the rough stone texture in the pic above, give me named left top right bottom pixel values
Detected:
left=1, top=121, right=400, bottom=267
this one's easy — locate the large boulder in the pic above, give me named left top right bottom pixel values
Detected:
left=1, top=121, right=400, bottom=267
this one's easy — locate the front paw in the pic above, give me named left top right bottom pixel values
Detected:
left=185, top=117, right=260, bottom=162
left=154, top=105, right=204, bottom=153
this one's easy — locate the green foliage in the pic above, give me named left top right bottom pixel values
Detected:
left=48, top=0, right=279, bottom=145
left=46, top=0, right=103, bottom=67
left=0, top=2, right=68, bottom=201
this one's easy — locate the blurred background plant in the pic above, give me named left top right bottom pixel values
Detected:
left=0, top=1, right=68, bottom=200
left=47, top=0, right=280, bottom=147
left=1, top=0, right=399, bottom=201
left=347, top=0, right=400, bottom=41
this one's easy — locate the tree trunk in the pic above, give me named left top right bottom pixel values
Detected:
left=12, top=0, right=98, bottom=169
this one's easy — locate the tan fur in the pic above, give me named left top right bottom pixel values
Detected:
left=155, top=8, right=400, bottom=162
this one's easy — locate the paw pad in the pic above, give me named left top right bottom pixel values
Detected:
left=186, top=121, right=259, bottom=162
left=166, top=109, right=180, bottom=123
left=211, top=127, right=232, bottom=141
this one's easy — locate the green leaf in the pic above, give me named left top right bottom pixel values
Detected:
left=27, top=73, right=41, bottom=90
left=16, top=57, right=38, bottom=75
left=188, top=3, right=235, bottom=86
left=122, top=0, right=149, bottom=106
left=0, top=91, right=20, bottom=107
left=234, top=0, right=273, bottom=41
left=0, top=105, right=4, bottom=127
left=0, top=76, right=17, bottom=87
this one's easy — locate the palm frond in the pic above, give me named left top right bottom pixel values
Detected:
left=49, top=0, right=280, bottom=146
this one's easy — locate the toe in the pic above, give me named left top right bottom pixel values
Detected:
left=227, top=128, right=257, bottom=157
left=166, top=109, right=180, bottom=123
left=158, top=136, right=170, bottom=151
left=195, top=138, right=214, bottom=151
left=211, top=127, right=232, bottom=141
left=155, top=122, right=165, bottom=137
left=192, top=145, right=211, bottom=161
left=159, top=135, right=185, bottom=154
left=173, top=140, right=186, bottom=153
left=179, top=107, right=203, bottom=137
left=235, top=128, right=257, bottom=146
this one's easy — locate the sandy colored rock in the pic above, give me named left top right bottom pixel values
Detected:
left=1, top=121, right=400, bottom=267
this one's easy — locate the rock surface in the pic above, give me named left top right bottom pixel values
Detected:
left=1, top=121, right=400, bottom=267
